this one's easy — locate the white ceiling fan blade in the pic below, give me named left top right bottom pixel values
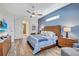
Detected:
left=37, top=14, right=42, bottom=16
left=26, top=6, right=42, bottom=17
left=26, top=10, right=31, bottom=13
left=32, top=6, right=35, bottom=11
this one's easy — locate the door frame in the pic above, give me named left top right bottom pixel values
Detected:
left=22, top=20, right=29, bottom=36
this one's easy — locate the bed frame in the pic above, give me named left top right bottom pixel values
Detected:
left=27, top=25, right=61, bottom=52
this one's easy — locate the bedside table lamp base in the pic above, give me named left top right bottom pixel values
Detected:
left=66, top=32, right=68, bottom=38
left=64, top=26, right=71, bottom=38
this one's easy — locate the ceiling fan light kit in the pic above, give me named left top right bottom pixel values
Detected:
left=32, top=14, right=35, bottom=17
left=32, top=12, right=36, bottom=17
left=26, top=6, right=42, bottom=18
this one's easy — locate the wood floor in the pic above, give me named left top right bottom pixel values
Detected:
left=7, top=38, right=61, bottom=56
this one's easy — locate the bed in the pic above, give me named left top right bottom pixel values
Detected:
left=27, top=25, right=61, bottom=54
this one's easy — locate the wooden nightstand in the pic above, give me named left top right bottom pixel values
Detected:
left=0, top=36, right=11, bottom=56
left=58, top=37, right=76, bottom=47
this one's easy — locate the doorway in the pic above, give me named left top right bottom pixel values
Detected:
left=22, top=20, right=29, bottom=37
left=23, top=23, right=26, bottom=34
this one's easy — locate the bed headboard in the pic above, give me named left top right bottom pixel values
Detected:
left=42, top=25, right=61, bottom=37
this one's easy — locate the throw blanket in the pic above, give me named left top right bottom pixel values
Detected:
left=32, top=35, right=48, bottom=42
left=27, top=35, right=57, bottom=54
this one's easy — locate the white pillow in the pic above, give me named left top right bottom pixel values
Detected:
left=41, top=31, right=56, bottom=39
left=41, top=31, right=44, bottom=36
left=2, top=32, right=8, bottom=36
left=41, top=31, right=47, bottom=36
left=47, top=31, right=55, bottom=36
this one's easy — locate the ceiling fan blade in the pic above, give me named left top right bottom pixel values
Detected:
left=37, top=14, right=42, bottom=16
left=32, top=6, right=35, bottom=11
left=26, top=10, right=31, bottom=13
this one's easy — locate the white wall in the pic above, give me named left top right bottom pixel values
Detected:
left=6, top=16, right=14, bottom=42
left=0, top=5, right=14, bottom=42
left=14, top=16, right=38, bottom=39
left=29, top=17, right=38, bottom=34
left=14, top=17, right=23, bottom=39
left=0, top=5, right=5, bottom=18
left=0, top=5, right=38, bottom=40
left=0, top=16, right=14, bottom=42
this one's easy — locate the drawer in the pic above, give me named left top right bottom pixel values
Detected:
left=0, top=47, right=3, bottom=56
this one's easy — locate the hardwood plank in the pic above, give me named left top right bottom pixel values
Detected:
left=7, top=38, right=61, bottom=56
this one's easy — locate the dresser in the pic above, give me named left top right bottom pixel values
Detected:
left=0, top=36, right=11, bottom=56
left=58, top=37, right=76, bottom=47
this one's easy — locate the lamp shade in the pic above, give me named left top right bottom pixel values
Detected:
left=64, top=27, right=71, bottom=32
left=40, top=26, right=44, bottom=31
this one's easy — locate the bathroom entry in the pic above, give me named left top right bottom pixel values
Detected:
left=23, top=23, right=26, bottom=34
left=22, top=20, right=29, bottom=36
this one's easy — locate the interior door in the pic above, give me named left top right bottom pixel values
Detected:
left=23, top=23, right=26, bottom=34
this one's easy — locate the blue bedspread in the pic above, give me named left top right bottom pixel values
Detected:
left=32, top=35, right=48, bottom=42
left=27, top=35, right=57, bottom=54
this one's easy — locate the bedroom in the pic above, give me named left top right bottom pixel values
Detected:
left=0, top=3, right=79, bottom=56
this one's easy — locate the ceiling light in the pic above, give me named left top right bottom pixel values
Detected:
left=32, top=14, right=35, bottom=17
left=46, top=15, right=60, bottom=22
left=32, top=12, right=36, bottom=17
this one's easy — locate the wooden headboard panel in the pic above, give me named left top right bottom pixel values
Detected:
left=42, top=25, right=61, bottom=37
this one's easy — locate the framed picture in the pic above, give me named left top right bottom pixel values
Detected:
left=32, top=25, right=36, bottom=31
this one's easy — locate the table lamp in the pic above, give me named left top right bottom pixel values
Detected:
left=64, top=26, right=71, bottom=38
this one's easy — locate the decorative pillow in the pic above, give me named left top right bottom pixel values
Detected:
left=46, top=31, right=56, bottom=39
left=40, top=31, right=44, bottom=36
left=0, top=32, right=8, bottom=39
left=41, top=31, right=47, bottom=36
left=41, top=31, right=56, bottom=39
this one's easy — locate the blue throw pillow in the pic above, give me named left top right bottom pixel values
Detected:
left=76, top=45, right=79, bottom=48
left=38, top=38, right=48, bottom=42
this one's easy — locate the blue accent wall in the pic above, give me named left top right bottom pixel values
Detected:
left=38, top=3, right=79, bottom=39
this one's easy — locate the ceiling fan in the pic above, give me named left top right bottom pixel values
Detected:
left=26, top=6, right=42, bottom=18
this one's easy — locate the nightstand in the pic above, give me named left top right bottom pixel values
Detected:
left=58, top=37, right=76, bottom=47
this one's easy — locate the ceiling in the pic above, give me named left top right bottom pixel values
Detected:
left=0, top=3, right=69, bottom=18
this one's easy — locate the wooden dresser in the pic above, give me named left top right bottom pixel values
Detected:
left=58, top=37, right=76, bottom=47
left=0, top=36, right=11, bottom=56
